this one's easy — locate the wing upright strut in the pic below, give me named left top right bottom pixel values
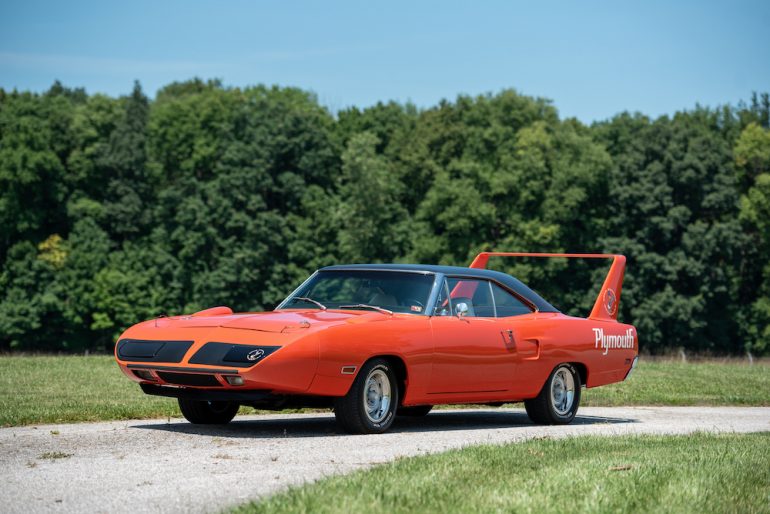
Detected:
left=469, top=252, right=626, bottom=321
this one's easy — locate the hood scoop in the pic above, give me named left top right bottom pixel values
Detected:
left=192, top=306, right=233, bottom=317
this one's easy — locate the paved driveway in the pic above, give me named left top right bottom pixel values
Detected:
left=1, top=406, right=768, bottom=513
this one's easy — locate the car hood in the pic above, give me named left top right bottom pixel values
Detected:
left=149, top=309, right=389, bottom=333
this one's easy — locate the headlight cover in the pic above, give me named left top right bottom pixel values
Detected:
left=188, top=342, right=281, bottom=368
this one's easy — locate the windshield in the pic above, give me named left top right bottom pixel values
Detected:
left=280, top=270, right=434, bottom=315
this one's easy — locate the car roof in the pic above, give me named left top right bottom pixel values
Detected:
left=319, top=263, right=559, bottom=313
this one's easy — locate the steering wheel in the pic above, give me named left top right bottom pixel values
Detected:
left=403, top=298, right=425, bottom=312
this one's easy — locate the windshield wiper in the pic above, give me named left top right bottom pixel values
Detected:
left=291, top=297, right=327, bottom=310
left=339, top=304, right=393, bottom=316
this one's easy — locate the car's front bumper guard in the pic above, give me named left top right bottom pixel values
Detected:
left=127, top=364, right=241, bottom=388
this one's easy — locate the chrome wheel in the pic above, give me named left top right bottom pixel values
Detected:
left=363, top=369, right=392, bottom=423
left=334, top=358, right=399, bottom=434
left=550, top=366, right=575, bottom=416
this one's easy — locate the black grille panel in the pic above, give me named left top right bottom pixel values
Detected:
left=156, top=372, right=222, bottom=387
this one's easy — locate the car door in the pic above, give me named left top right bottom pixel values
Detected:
left=428, top=277, right=518, bottom=393
left=489, top=281, right=541, bottom=360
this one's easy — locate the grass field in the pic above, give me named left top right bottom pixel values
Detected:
left=0, top=355, right=768, bottom=426
left=233, top=432, right=770, bottom=514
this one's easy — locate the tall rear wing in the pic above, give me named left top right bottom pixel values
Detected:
left=469, top=252, right=626, bottom=321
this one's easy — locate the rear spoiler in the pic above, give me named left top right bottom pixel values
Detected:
left=469, top=252, right=626, bottom=321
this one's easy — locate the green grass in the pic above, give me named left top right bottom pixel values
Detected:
left=581, top=359, right=770, bottom=407
left=233, top=433, right=770, bottom=514
left=0, top=355, right=180, bottom=426
left=0, top=355, right=768, bottom=426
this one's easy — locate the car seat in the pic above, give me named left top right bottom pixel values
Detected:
left=369, top=292, right=398, bottom=306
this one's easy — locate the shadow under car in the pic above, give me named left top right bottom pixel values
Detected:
left=131, top=409, right=637, bottom=439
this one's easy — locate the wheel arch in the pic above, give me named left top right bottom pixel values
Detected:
left=570, top=362, right=588, bottom=386
left=533, top=361, right=588, bottom=395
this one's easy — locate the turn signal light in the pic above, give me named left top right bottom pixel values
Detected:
left=133, top=369, right=157, bottom=382
left=224, top=375, right=244, bottom=386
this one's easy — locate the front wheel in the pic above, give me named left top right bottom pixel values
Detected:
left=524, top=363, right=581, bottom=425
left=178, top=399, right=239, bottom=424
left=334, top=358, right=399, bottom=434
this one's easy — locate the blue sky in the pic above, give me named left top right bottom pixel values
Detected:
left=1, top=0, right=768, bottom=122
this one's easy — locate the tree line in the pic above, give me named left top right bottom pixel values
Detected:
left=1, top=79, right=769, bottom=355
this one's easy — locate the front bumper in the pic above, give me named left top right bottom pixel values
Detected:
left=139, top=383, right=336, bottom=409
left=115, top=328, right=322, bottom=395
left=125, top=364, right=240, bottom=387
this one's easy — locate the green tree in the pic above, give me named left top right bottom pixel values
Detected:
left=0, top=80, right=768, bottom=355
left=0, top=89, right=72, bottom=259
left=737, top=123, right=770, bottom=353
left=98, top=81, right=152, bottom=238
left=337, top=132, right=409, bottom=262
left=0, top=242, right=59, bottom=350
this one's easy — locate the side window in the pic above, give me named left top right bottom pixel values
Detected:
left=491, top=283, right=532, bottom=317
left=447, top=278, right=495, bottom=317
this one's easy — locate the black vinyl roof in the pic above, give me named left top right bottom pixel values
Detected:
left=320, top=263, right=559, bottom=313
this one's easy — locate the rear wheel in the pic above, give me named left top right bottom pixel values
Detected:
left=178, top=399, right=239, bottom=424
left=334, top=358, right=399, bottom=434
left=397, top=405, right=433, bottom=417
left=524, top=363, right=581, bottom=425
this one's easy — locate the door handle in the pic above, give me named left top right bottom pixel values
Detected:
left=502, top=329, right=516, bottom=348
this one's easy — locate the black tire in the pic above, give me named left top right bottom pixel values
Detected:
left=334, top=358, right=399, bottom=434
left=524, top=363, right=581, bottom=425
left=177, top=399, right=239, bottom=424
left=397, top=405, right=433, bottom=417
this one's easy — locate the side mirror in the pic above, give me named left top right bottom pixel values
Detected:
left=455, top=302, right=469, bottom=318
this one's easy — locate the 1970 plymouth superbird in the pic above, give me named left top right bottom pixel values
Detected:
left=115, top=252, right=638, bottom=433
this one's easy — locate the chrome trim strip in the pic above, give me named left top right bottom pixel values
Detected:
left=426, top=273, right=445, bottom=317
left=274, top=270, right=319, bottom=310
left=489, top=280, right=497, bottom=317
left=126, top=364, right=239, bottom=375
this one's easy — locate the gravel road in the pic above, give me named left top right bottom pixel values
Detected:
left=1, top=406, right=768, bottom=513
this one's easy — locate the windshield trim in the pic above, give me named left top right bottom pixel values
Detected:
left=275, top=269, right=439, bottom=315
left=275, top=271, right=320, bottom=311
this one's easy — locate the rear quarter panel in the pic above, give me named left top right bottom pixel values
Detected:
left=509, top=313, right=638, bottom=397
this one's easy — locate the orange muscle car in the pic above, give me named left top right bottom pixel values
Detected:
left=115, top=253, right=638, bottom=433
